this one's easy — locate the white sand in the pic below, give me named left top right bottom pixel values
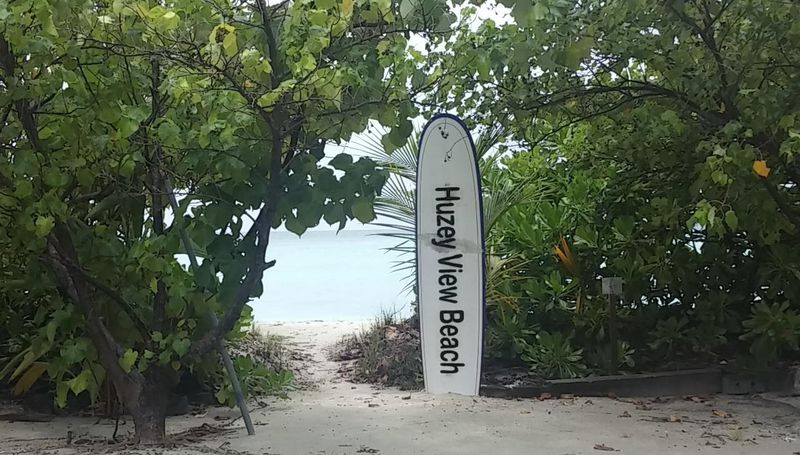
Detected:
left=3, top=320, right=800, bottom=454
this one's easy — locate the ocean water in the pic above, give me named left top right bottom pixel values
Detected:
left=250, top=229, right=414, bottom=322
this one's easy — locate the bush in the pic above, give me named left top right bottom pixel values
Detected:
left=741, top=302, right=800, bottom=367
left=522, top=331, right=586, bottom=379
left=334, top=315, right=422, bottom=390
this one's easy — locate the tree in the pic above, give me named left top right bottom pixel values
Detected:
left=417, top=0, right=800, bottom=373
left=0, top=0, right=452, bottom=443
left=433, top=0, right=800, bottom=238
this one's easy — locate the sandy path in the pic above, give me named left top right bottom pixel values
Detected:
left=260, top=320, right=368, bottom=386
left=3, top=321, right=800, bottom=455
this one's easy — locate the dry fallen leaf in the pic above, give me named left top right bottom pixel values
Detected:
left=713, top=410, right=732, bottom=418
left=538, top=392, right=553, bottom=401
left=593, top=443, right=618, bottom=451
left=753, top=160, right=770, bottom=177
left=619, top=411, right=632, bottom=418
left=685, top=395, right=705, bottom=403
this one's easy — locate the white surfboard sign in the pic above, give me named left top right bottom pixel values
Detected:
left=416, top=114, right=485, bottom=396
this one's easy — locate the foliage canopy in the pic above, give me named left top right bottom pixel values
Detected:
left=0, top=0, right=451, bottom=442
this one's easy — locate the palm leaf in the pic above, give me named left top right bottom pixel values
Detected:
left=353, top=121, right=549, bottom=300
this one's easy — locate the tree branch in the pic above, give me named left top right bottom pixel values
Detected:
left=145, top=58, right=168, bottom=332
left=255, top=0, right=285, bottom=86
left=0, top=35, right=43, bottom=151
left=667, top=1, right=738, bottom=118
left=46, top=224, right=141, bottom=393
left=61, top=260, right=151, bottom=343
left=760, top=178, right=800, bottom=230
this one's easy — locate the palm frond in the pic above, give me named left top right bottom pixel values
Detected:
left=486, top=251, right=531, bottom=311
left=353, top=121, right=545, bottom=298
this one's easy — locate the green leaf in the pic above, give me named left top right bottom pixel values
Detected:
left=157, top=120, right=181, bottom=147
left=285, top=215, right=307, bottom=236
left=44, top=168, right=66, bottom=188
left=342, top=0, right=354, bottom=17
left=56, top=382, right=69, bottom=408
left=329, top=154, right=353, bottom=170
left=119, top=349, right=139, bottom=373
left=35, top=216, right=55, bottom=238
left=351, top=198, right=375, bottom=223
left=574, top=225, right=597, bottom=246
left=42, top=13, right=58, bottom=37
left=14, top=180, right=32, bottom=198
left=725, top=210, right=738, bottom=231
left=172, top=338, right=191, bottom=357
left=399, top=0, right=416, bottom=17
left=46, top=319, right=59, bottom=343
left=562, top=37, right=594, bottom=70
left=612, top=216, right=634, bottom=239
left=707, top=206, right=717, bottom=226
left=397, top=119, right=413, bottom=139
left=309, top=9, right=328, bottom=26
left=67, top=369, right=93, bottom=395
left=513, top=1, right=546, bottom=27
left=532, top=3, right=548, bottom=20
left=116, top=117, right=139, bottom=139
left=222, top=30, right=238, bottom=57
left=61, top=340, right=88, bottom=365
left=476, top=54, right=491, bottom=80
left=159, top=10, right=179, bottom=30
left=299, top=54, right=317, bottom=71
left=76, top=169, right=94, bottom=187
left=435, top=12, right=455, bottom=32
left=258, top=92, right=278, bottom=109
left=119, top=157, right=136, bottom=177
left=323, top=203, right=345, bottom=226
left=257, top=59, right=273, bottom=76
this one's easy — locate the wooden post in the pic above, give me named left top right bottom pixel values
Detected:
left=608, top=293, right=618, bottom=375
left=602, top=277, right=623, bottom=375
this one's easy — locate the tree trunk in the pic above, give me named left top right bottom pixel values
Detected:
left=46, top=224, right=178, bottom=445
left=131, top=406, right=167, bottom=444
left=115, top=370, right=173, bottom=444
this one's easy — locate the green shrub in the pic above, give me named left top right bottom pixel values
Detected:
left=523, top=331, right=587, bottom=379
left=741, top=302, right=800, bottom=366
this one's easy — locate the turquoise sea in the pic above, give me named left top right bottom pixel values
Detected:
left=250, top=229, right=413, bottom=322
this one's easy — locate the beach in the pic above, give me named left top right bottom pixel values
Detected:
left=4, top=320, right=800, bottom=455
left=251, top=229, right=413, bottom=323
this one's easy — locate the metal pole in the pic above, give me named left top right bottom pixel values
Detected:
left=161, top=175, right=256, bottom=436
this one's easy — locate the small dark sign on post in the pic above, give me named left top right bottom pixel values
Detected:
left=602, top=277, right=623, bottom=296
left=601, top=277, right=623, bottom=374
